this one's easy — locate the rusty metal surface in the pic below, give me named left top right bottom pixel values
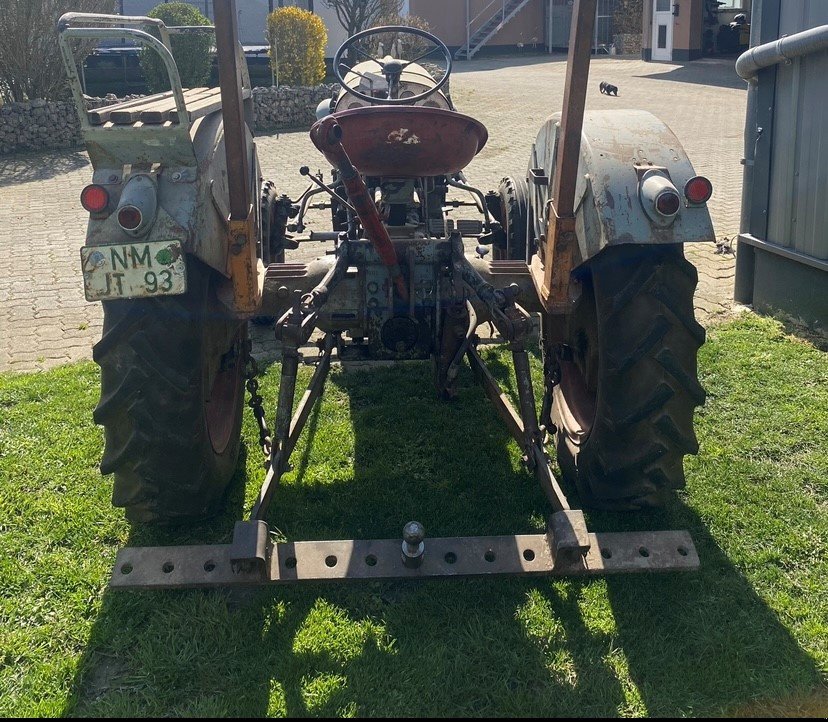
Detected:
left=227, top=212, right=261, bottom=313
left=548, top=509, right=590, bottom=562
left=467, top=345, right=524, bottom=443
left=551, top=0, right=596, bottom=220
left=326, top=107, right=488, bottom=177
left=466, top=341, right=572, bottom=513
left=260, top=257, right=539, bottom=324
left=213, top=0, right=249, bottom=222
left=109, top=530, right=698, bottom=588
left=249, top=335, right=334, bottom=522
left=540, top=211, right=578, bottom=311
left=534, top=0, right=596, bottom=310
left=310, top=116, right=408, bottom=301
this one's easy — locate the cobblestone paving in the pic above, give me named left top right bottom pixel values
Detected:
left=0, top=55, right=744, bottom=372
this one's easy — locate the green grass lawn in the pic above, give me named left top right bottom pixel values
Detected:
left=1, top=314, right=826, bottom=717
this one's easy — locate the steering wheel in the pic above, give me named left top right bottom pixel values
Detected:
left=333, top=25, right=452, bottom=106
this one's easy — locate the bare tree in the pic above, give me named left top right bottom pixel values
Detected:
left=321, top=0, right=402, bottom=40
left=0, top=0, right=114, bottom=103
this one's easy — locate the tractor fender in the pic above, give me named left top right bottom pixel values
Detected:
left=82, top=112, right=257, bottom=281
left=190, top=112, right=259, bottom=276
left=527, top=109, right=714, bottom=266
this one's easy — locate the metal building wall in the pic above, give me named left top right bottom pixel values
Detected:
left=766, top=2, right=828, bottom=261
left=736, top=0, right=828, bottom=332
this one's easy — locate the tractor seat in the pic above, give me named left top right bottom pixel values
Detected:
left=322, top=106, right=488, bottom=177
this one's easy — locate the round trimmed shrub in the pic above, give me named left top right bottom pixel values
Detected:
left=140, top=2, right=213, bottom=93
left=266, top=7, right=327, bottom=87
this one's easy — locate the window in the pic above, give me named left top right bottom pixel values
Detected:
left=657, top=24, right=667, bottom=48
left=656, top=0, right=670, bottom=11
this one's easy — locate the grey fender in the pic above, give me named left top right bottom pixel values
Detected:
left=190, top=112, right=259, bottom=275
left=83, top=110, right=258, bottom=279
left=527, top=109, right=714, bottom=266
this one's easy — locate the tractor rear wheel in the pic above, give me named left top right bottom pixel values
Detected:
left=551, top=244, right=706, bottom=509
left=261, top=179, right=286, bottom=265
left=491, top=176, right=529, bottom=262
left=92, top=259, right=246, bottom=523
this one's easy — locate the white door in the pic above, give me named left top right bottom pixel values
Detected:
left=651, top=0, right=674, bottom=61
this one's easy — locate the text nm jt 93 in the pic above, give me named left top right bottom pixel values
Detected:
left=58, top=0, right=714, bottom=588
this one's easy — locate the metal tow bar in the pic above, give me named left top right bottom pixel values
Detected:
left=109, top=235, right=699, bottom=590
left=111, top=527, right=698, bottom=589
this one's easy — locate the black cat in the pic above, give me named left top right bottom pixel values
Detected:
left=599, top=81, right=619, bottom=96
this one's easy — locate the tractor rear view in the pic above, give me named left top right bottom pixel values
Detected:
left=59, top=0, right=713, bottom=589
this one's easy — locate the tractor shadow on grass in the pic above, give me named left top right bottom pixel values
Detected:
left=63, top=351, right=822, bottom=716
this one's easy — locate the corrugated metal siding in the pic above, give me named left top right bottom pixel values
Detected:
left=766, top=1, right=828, bottom=260
left=549, top=2, right=573, bottom=47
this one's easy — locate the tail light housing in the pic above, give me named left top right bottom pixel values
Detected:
left=639, top=169, right=681, bottom=225
left=116, top=174, right=157, bottom=236
left=684, top=176, right=713, bottom=205
left=80, top=184, right=109, bottom=213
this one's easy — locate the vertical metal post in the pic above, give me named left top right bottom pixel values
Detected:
left=466, top=0, right=470, bottom=58
left=593, top=0, right=598, bottom=54
left=530, top=0, right=597, bottom=312
left=214, top=0, right=249, bottom=221
left=554, top=0, right=596, bottom=218
left=213, top=0, right=260, bottom=312
left=735, top=0, right=781, bottom=305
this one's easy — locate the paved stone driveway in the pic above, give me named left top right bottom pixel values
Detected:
left=0, top=55, right=745, bottom=372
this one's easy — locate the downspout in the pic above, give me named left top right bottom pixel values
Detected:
left=736, top=23, right=828, bottom=84
left=466, top=0, right=470, bottom=58
left=734, top=17, right=762, bottom=304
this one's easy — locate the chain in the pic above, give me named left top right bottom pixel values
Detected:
left=243, top=338, right=272, bottom=467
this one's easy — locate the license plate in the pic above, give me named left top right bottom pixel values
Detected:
left=81, top=240, right=187, bottom=301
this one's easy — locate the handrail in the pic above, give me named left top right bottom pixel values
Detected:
left=58, top=12, right=172, bottom=51
left=58, top=25, right=188, bottom=128
left=469, top=0, right=504, bottom=30
left=736, top=24, right=828, bottom=84
left=461, top=0, right=527, bottom=57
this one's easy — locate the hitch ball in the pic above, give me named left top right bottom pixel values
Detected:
left=401, top=521, right=426, bottom=568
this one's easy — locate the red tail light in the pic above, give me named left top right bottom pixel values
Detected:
left=80, top=184, right=109, bottom=213
left=684, top=176, right=713, bottom=204
left=117, top=205, right=143, bottom=231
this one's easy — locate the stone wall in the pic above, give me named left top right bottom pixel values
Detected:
left=252, top=84, right=339, bottom=131
left=0, top=94, right=140, bottom=156
left=0, top=76, right=453, bottom=156
left=0, top=85, right=341, bottom=156
left=614, top=32, right=642, bottom=56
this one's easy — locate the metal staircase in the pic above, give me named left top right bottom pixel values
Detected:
left=454, top=0, right=533, bottom=60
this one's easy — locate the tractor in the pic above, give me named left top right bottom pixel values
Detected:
left=58, top=0, right=714, bottom=588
